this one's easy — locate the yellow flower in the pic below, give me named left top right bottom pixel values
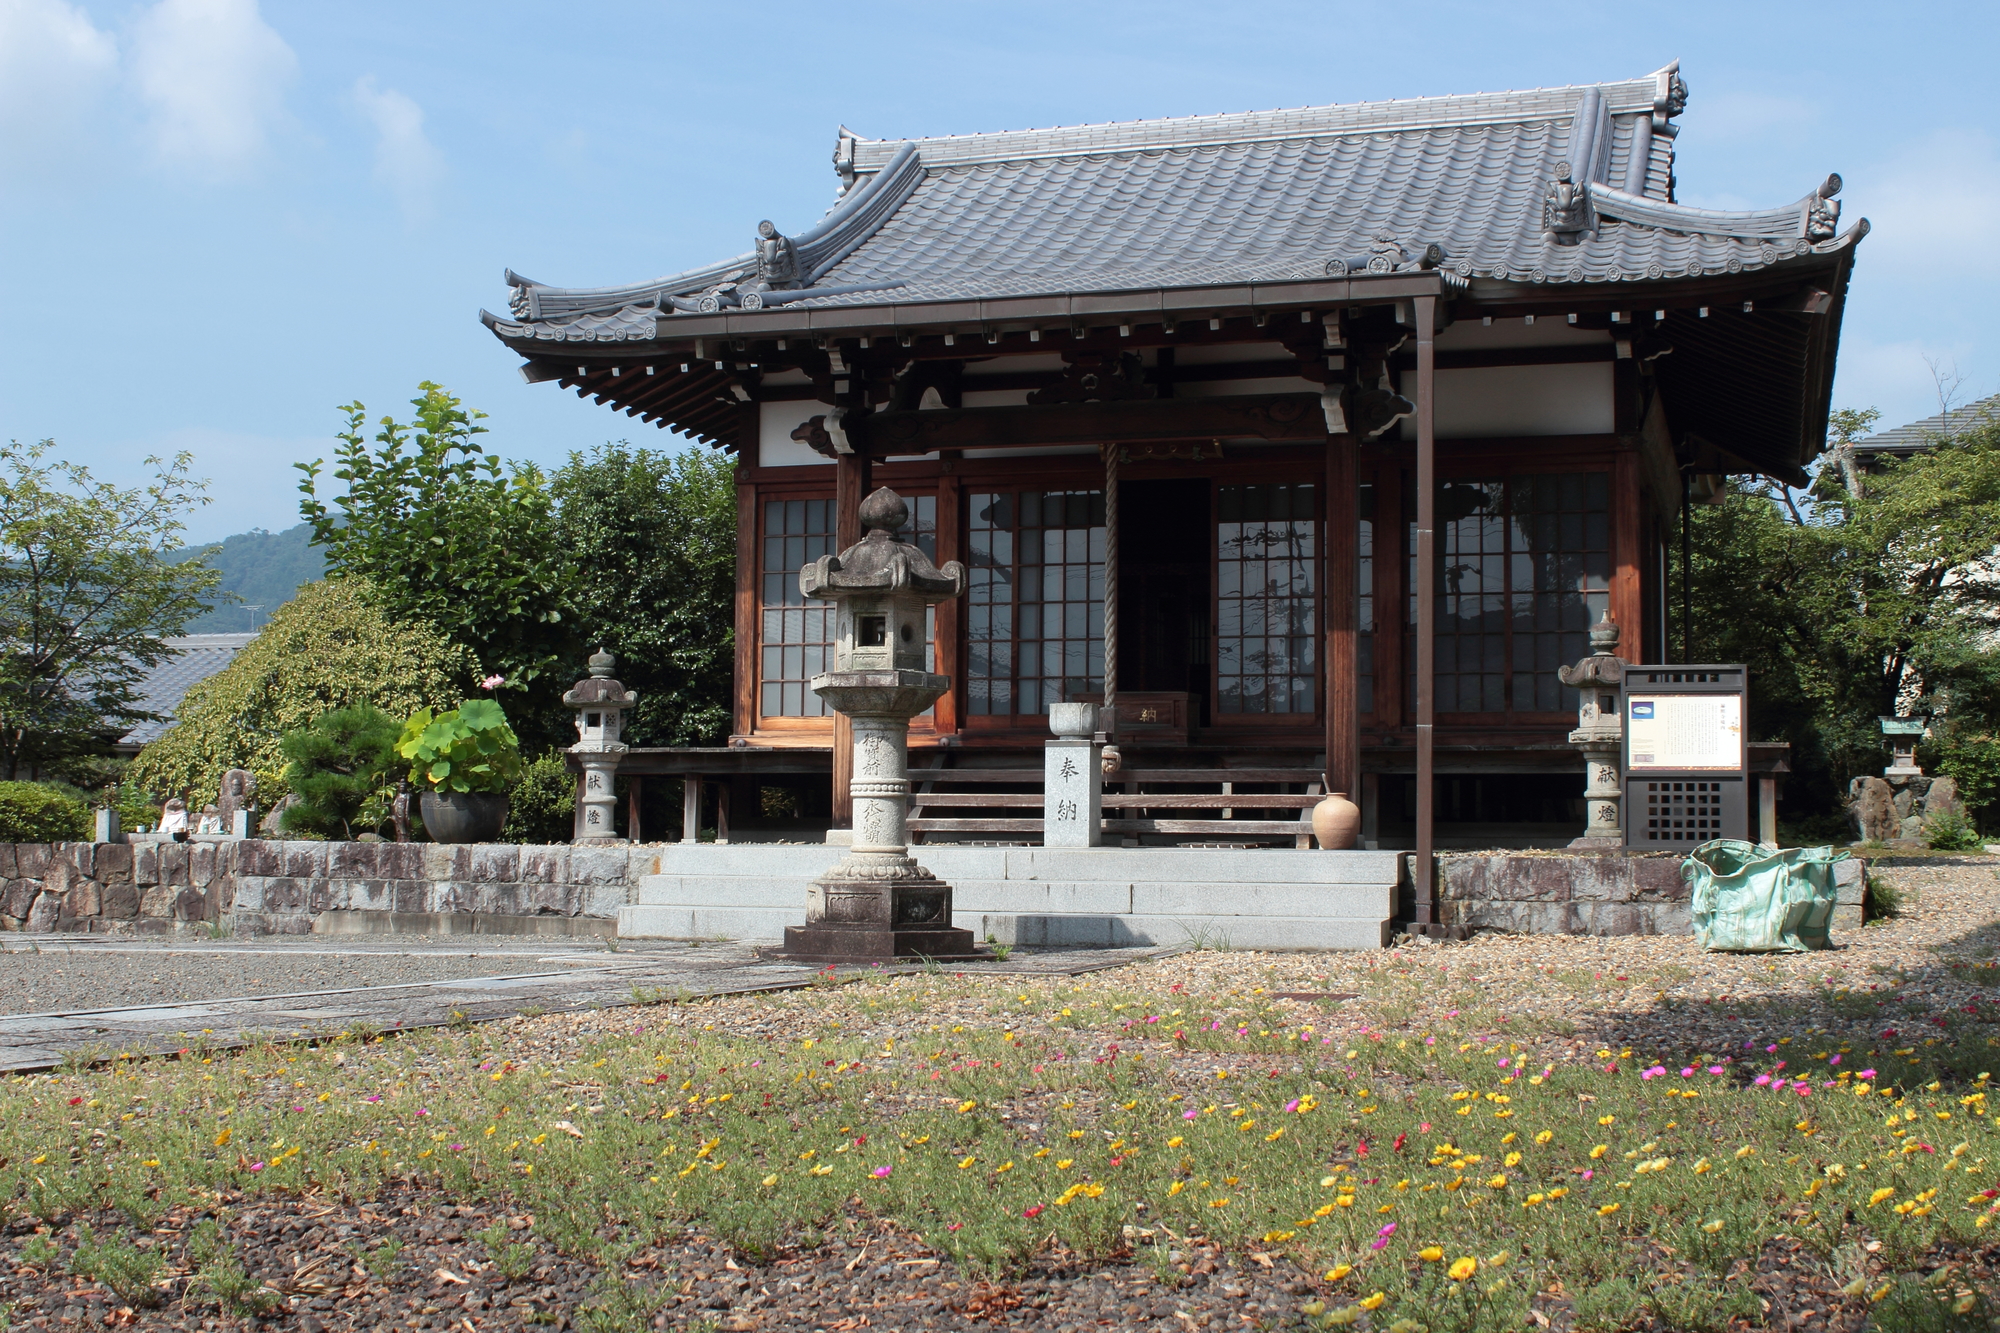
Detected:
left=1360, top=1293, right=1387, bottom=1311
left=1057, top=1159, right=1073, bottom=1170
left=760, top=1174, right=778, bottom=1187
left=1535, top=1130, right=1553, bottom=1144
left=1418, top=1246, right=1444, bottom=1261
left=1168, top=1137, right=1184, bottom=1148
left=1325, top=1264, right=1352, bottom=1281
left=1548, top=1187, right=1568, bottom=1199
left=959, top=1157, right=977, bottom=1170
left=958, top=1101, right=976, bottom=1113
left=1525, top=1193, right=1544, bottom=1206
left=1598, top=1115, right=1615, bottom=1126
left=1598, top=1203, right=1621, bottom=1216
left=1504, top=1152, right=1521, bottom=1167
left=1589, top=1144, right=1608, bottom=1159
left=1701, top=1219, right=1724, bottom=1233
left=1692, top=1158, right=1710, bottom=1175
left=1734, top=1145, right=1755, bottom=1159
left=810, top=1164, right=833, bottom=1176
left=1168, top=1180, right=1185, bottom=1196
left=1868, top=1187, right=1896, bottom=1206
left=1448, top=1257, right=1477, bottom=1281
left=1266, top=1129, right=1285, bottom=1142
left=1486, top=1175, right=1507, bottom=1189
left=1209, top=1198, right=1229, bottom=1208
left=214, top=1128, right=232, bottom=1147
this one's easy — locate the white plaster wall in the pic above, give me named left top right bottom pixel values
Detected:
left=758, top=402, right=829, bottom=467
left=1400, top=362, right=1615, bottom=440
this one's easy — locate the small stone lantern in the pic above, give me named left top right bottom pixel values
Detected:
left=564, top=648, right=637, bottom=843
left=781, top=487, right=980, bottom=961
left=1557, top=612, right=1626, bottom=847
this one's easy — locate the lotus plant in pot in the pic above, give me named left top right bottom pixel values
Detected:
left=396, top=699, right=523, bottom=842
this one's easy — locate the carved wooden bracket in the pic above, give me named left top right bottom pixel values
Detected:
left=1025, top=350, right=1156, bottom=405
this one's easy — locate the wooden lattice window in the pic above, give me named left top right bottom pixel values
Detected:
left=966, top=490, right=1104, bottom=716
left=1215, top=482, right=1318, bottom=715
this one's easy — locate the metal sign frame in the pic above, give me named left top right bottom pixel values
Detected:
left=1620, top=664, right=1750, bottom=847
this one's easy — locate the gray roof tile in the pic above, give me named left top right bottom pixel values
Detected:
left=1856, top=393, right=2000, bottom=459
left=116, top=633, right=257, bottom=748
left=488, top=61, right=1863, bottom=345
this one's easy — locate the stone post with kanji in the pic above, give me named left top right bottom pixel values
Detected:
left=1044, top=703, right=1103, bottom=847
left=779, top=487, right=981, bottom=962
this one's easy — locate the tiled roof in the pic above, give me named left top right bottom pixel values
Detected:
left=1856, top=393, right=2000, bottom=459
left=116, top=633, right=257, bottom=748
left=487, top=61, right=1865, bottom=344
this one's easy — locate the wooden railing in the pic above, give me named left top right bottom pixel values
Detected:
left=906, top=759, right=1323, bottom=846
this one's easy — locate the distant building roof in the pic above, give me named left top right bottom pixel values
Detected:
left=1856, top=393, right=2000, bottom=462
left=115, top=633, right=258, bottom=750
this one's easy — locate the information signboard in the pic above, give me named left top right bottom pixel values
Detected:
left=1620, top=665, right=1749, bottom=847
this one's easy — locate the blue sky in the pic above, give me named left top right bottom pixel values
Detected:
left=3, top=0, right=1995, bottom=542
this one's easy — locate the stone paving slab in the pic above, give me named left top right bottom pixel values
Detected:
left=0, top=935, right=1170, bottom=1073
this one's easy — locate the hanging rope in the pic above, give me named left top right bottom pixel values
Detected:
left=1100, top=441, right=1121, bottom=774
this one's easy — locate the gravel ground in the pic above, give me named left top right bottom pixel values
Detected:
left=0, top=940, right=632, bottom=1016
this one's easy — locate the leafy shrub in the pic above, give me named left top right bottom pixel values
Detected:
left=129, top=579, right=475, bottom=807
left=0, top=781, right=90, bottom=841
left=397, top=698, right=523, bottom=794
left=278, top=705, right=402, bottom=840
left=1922, top=804, right=1985, bottom=852
left=503, top=751, right=575, bottom=844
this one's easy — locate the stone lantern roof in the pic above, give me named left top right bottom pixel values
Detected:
left=801, top=487, right=967, bottom=601
left=563, top=647, right=637, bottom=707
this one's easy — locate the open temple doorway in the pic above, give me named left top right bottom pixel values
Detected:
left=1117, top=477, right=1212, bottom=726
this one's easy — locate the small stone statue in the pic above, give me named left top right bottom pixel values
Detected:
left=195, top=804, right=222, bottom=835
left=159, top=797, right=189, bottom=841
left=391, top=781, right=412, bottom=844
left=217, top=768, right=257, bottom=828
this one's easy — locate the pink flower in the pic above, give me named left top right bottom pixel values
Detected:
left=1829, top=1055, right=1841, bottom=1066
left=1183, top=1111, right=1198, bottom=1120
left=1419, top=1123, right=1432, bottom=1132
left=1284, top=1099, right=1300, bottom=1112
left=481, top=674, right=505, bottom=690
left=1581, top=1169, right=1594, bottom=1180
left=248, top=1162, right=265, bottom=1172
left=1754, top=1074, right=1771, bottom=1086
left=1767, top=1045, right=1779, bottom=1053
left=1680, top=1067, right=1694, bottom=1077
left=1859, top=1068, right=1877, bottom=1079
left=1707, top=1066, right=1724, bottom=1075
left=946, top=1222, right=963, bottom=1232
left=871, top=1166, right=892, bottom=1178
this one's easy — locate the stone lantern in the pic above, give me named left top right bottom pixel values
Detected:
left=781, top=487, right=980, bottom=961
left=564, top=648, right=637, bottom=843
left=1556, top=612, right=1626, bottom=847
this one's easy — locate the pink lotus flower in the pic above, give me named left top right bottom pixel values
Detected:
left=481, top=674, right=505, bottom=690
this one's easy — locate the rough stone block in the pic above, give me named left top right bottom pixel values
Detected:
left=625, top=848, right=660, bottom=882
left=328, top=842, right=379, bottom=878
left=377, top=843, right=426, bottom=879
left=1448, top=900, right=1579, bottom=934
left=25, top=892, right=59, bottom=932
left=279, top=842, right=327, bottom=879
left=341, top=880, right=392, bottom=913
left=99, top=883, right=137, bottom=919
left=0, top=880, right=34, bottom=918
left=307, top=880, right=344, bottom=913
left=189, top=842, right=217, bottom=888
left=208, top=875, right=236, bottom=912
left=63, top=843, right=95, bottom=879
left=133, top=842, right=160, bottom=886
left=139, top=884, right=176, bottom=918
left=520, top=847, right=568, bottom=884
left=233, top=840, right=282, bottom=876
left=566, top=848, right=629, bottom=885
left=267, top=878, right=311, bottom=911
left=526, top=882, right=582, bottom=916
left=1831, top=903, right=1864, bottom=931
left=173, top=888, right=208, bottom=921
left=95, top=842, right=134, bottom=885
left=0, top=845, right=15, bottom=878
left=475, top=883, right=524, bottom=915
left=434, top=882, right=473, bottom=914
left=228, top=877, right=267, bottom=912
left=456, top=846, right=520, bottom=883
left=393, top=881, right=431, bottom=915
left=157, top=842, right=190, bottom=887
left=64, top=877, right=102, bottom=916
left=1833, top=858, right=1866, bottom=906
left=422, top=844, right=455, bottom=881
left=581, top=883, right=626, bottom=918
left=13, top=844, right=49, bottom=879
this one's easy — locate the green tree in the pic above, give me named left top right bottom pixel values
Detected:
left=0, top=443, right=220, bottom=780
left=278, top=706, right=402, bottom=840
left=130, top=579, right=475, bottom=805
left=1674, top=408, right=2000, bottom=817
left=296, top=383, right=572, bottom=694
left=551, top=444, right=736, bottom=745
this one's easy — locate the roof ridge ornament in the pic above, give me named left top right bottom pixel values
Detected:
left=754, top=221, right=806, bottom=291
left=1543, top=161, right=1593, bottom=245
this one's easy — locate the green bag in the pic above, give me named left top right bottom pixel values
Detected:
left=1683, top=839, right=1847, bottom=952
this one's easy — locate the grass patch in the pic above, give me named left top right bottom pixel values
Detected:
left=6, top=973, right=2000, bottom=1326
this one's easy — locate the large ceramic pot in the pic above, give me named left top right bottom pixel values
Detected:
left=420, top=790, right=510, bottom=844
left=1311, top=791, right=1362, bottom=850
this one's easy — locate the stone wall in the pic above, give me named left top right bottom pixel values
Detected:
left=1438, top=850, right=1867, bottom=935
left=0, top=840, right=661, bottom=937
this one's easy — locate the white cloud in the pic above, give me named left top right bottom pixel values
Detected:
left=0, top=0, right=117, bottom=176
left=130, top=0, right=295, bottom=176
left=351, top=76, right=443, bottom=220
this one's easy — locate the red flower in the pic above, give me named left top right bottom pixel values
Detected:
left=1392, top=1133, right=1407, bottom=1153
left=1024, top=1205, right=1044, bottom=1218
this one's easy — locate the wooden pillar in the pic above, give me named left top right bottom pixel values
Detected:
left=831, top=448, right=872, bottom=827
left=733, top=466, right=758, bottom=740
left=1373, top=464, right=1405, bottom=729
left=1413, top=294, right=1438, bottom=926
left=680, top=777, right=701, bottom=844
left=1325, top=432, right=1359, bottom=804
left=1610, top=450, right=1643, bottom=641
left=933, top=470, right=963, bottom=736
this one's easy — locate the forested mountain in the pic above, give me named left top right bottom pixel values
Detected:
left=173, top=523, right=324, bottom=633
